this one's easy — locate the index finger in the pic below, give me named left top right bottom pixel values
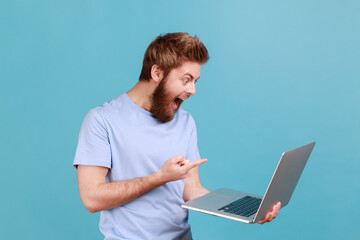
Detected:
left=185, top=158, right=208, bottom=171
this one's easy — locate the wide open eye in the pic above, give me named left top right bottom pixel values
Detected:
left=183, top=78, right=190, bottom=84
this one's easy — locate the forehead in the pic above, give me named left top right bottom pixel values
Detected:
left=168, top=61, right=201, bottom=78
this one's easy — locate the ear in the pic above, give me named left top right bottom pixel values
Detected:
left=150, top=64, right=164, bottom=83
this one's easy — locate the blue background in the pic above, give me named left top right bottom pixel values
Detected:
left=1, top=0, right=359, bottom=239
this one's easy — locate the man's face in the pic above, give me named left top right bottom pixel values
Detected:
left=151, top=61, right=201, bottom=123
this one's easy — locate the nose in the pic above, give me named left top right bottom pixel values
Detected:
left=186, top=82, right=196, bottom=96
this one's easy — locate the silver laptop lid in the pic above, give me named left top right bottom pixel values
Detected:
left=253, top=142, right=316, bottom=222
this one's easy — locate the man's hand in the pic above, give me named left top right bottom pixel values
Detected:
left=158, top=155, right=208, bottom=183
left=257, top=202, right=281, bottom=224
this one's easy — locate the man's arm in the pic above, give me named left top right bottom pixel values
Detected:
left=77, top=165, right=164, bottom=213
left=77, top=156, right=207, bottom=213
left=183, top=163, right=210, bottom=202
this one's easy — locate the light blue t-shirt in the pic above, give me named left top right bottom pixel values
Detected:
left=73, top=93, right=200, bottom=240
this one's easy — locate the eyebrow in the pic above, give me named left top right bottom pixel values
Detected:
left=183, top=73, right=200, bottom=81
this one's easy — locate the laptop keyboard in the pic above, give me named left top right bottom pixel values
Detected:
left=218, top=196, right=262, bottom=217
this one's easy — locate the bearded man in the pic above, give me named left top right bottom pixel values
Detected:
left=73, top=32, right=279, bottom=240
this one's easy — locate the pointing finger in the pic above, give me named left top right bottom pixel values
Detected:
left=184, top=158, right=208, bottom=171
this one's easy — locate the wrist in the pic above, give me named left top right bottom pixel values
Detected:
left=151, top=170, right=168, bottom=186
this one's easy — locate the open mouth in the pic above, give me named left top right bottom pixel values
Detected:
left=171, top=98, right=184, bottom=110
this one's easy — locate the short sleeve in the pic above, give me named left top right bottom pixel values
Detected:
left=186, top=117, right=200, bottom=162
left=73, top=109, right=111, bottom=168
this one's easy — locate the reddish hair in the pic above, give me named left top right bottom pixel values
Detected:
left=139, top=32, right=209, bottom=81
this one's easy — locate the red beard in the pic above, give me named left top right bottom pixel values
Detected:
left=151, top=77, right=183, bottom=123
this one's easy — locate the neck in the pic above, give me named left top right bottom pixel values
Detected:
left=127, top=80, right=158, bottom=111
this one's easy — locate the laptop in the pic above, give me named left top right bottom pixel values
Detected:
left=182, top=142, right=316, bottom=223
